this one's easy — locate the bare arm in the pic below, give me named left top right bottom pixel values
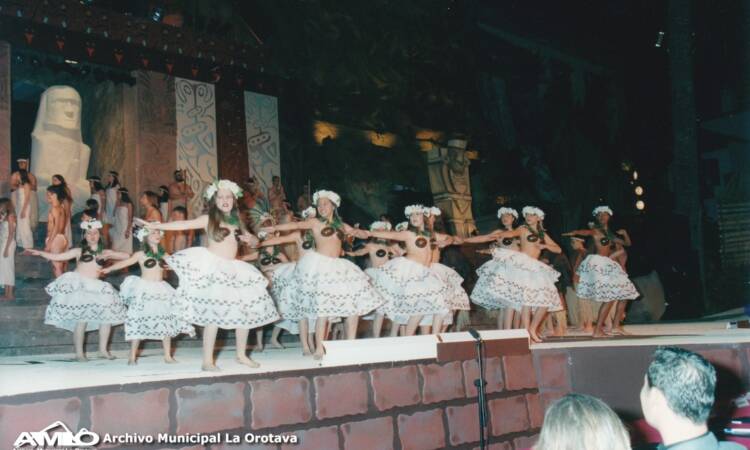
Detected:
left=616, top=229, right=632, bottom=247
left=389, top=244, right=405, bottom=257
left=240, top=250, right=259, bottom=262
left=101, top=252, right=140, bottom=274
left=256, top=234, right=300, bottom=248
left=562, top=229, right=596, bottom=237
left=4, top=216, right=16, bottom=257
left=265, top=219, right=315, bottom=233
left=26, top=247, right=81, bottom=261
left=345, top=245, right=371, bottom=257
left=541, top=235, right=562, bottom=254
left=342, top=223, right=369, bottom=239
left=369, top=230, right=410, bottom=242
left=102, top=250, right=132, bottom=261
left=134, top=215, right=208, bottom=231
left=461, top=229, right=505, bottom=244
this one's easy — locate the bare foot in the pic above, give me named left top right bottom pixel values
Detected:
left=76, top=355, right=89, bottom=362
left=610, top=327, right=629, bottom=336
left=583, top=326, right=594, bottom=334
left=592, top=329, right=611, bottom=338
left=98, top=351, right=116, bottom=360
left=269, top=341, right=285, bottom=349
left=313, top=350, right=324, bottom=360
left=164, top=356, right=178, bottom=364
left=528, top=330, right=543, bottom=344
left=255, top=345, right=264, bottom=353
left=128, top=359, right=137, bottom=366
left=236, top=356, right=260, bottom=368
left=201, top=363, right=221, bottom=372
left=302, top=347, right=312, bottom=356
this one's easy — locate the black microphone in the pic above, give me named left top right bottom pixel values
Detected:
left=468, top=328, right=481, bottom=341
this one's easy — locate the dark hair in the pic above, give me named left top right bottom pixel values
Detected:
left=52, top=174, right=68, bottom=186
left=272, top=175, right=280, bottom=182
left=118, top=188, right=132, bottom=204
left=91, top=180, right=104, bottom=192
left=82, top=208, right=98, bottom=220
left=46, top=184, right=68, bottom=202
left=206, top=193, right=246, bottom=242
left=173, top=206, right=187, bottom=216
left=108, top=172, right=120, bottom=188
left=142, top=191, right=159, bottom=209
left=646, top=347, right=716, bottom=424
left=86, top=198, right=99, bottom=210
left=158, top=186, right=169, bottom=203
left=17, top=169, right=30, bottom=185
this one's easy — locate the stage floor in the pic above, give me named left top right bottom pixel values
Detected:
left=2, top=322, right=750, bottom=398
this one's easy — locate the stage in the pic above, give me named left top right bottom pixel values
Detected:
left=2, top=323, right=750, bottom=449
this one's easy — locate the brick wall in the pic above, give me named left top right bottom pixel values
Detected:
left=0, top=355, right=542, bottom=450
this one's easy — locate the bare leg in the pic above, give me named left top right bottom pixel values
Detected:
left=612, top=300, right=629, bottom=334
left=528, top=308, right=548, bottom=343
left=163, top=337, right=177, bottom=363
left=3, top=285, right=14, bottom=300
left=372, top=314, right=385, bottom=338
left=404, top=315, right=423, bottom=336
left=345, top=315, right=358, bottom=340
left=389, top=319, right=400, bottom=337
left=313, top=317, right=328, bottom=360
left=496, top=309, right=505, bottom=330
left=236, top=328, right=260, bottom=368
left=128, top=339, right=139, bottom=365
left=431, top=314, right=444, bottom=335
left=74, top=322, right=87, bottom=362
left=593, top=301, right=615, bottom=338
left=299, top=319, right=312, bottom=356
left=503, top=309, right=515, bottom=329
left=201, top=324, right=219, bottom=371
left=269, top=326, right=284, bottom=349
left=255, top=328, right=264, bottom=352
left=419, top=325, right=431, bottom=335
left=98, top=324, right=115, bottom=359
left=513, top=309, right=522, bottom=329
left=521, top=306, right=532, bottom=330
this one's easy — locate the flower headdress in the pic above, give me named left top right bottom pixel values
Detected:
left=369, top=221, right=392, bottom=232
left=301, top=206, right=317, bottom=219
left=80, top=219, right=103, bottom=231
left=497, top=207, right=519, bottom=219
left=395, top=221, right=409, bottom=232
left=204, top=179, right=243, bottom=200
left=521, top=206, right=545, bottom=220
left=592, top=206, right=614, bottom=217
left=404, top=204, right=424, bottom=217
left=135, top=223, right=164, bottom=242
left=312, top=190, right=341, bottom=207
left=423, top=206, right=441, bottom=217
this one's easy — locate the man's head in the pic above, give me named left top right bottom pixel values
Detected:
left=640, top=347, right=716, bottom=429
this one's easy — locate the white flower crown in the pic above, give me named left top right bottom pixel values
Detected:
left=395, top=221, right=409, bottom=232
left=204, top=179, right=243, bottom=201
left=592, top=206, right=614, bottom=217
left=301, top=206, right=317, bottom=219
left=312, top=190, right=341, bottom=207
left=257, top=230, right=269, bottom=240
left=522, top=206, right=545, bottom=220
left=80, top=219, right=103, bottom=231
left=497, top=207, right=519, bottom=219
left=423, top=206, right=441, bottom=217
left=135, top=224, right=164, bottom=242
left=369, top=221, right=392, bottom=231
left=404, top=204, right=424, bottom=217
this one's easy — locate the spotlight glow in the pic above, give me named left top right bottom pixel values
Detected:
left=635, top=186, right=644, bottom=196
left=636, top=200, right=645, bottom=210
left=633, top=171, right=639, bottom=181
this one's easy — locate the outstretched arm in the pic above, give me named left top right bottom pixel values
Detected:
left=460, top=229, right=505, bottom=244
left=264, top=218, right=315, bottom=233
left=101, top=252, right=140, bottom=274
left=25, top=247, right=81, bottom=261
left=562, top=229, right=596, bottom=237
left=345, top=245, right=371, bottom=257
left=134, top=215, right=208, bottom=231
left=369, top=230, right=410, bottom=242
left=102, top=250, right=132, bottom=261
left=255, top=233, right=299, bottom=248
left=342, top=223, right=369, bottom=240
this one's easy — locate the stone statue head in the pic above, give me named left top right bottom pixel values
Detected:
left=32, top=86, right=83, bottom=141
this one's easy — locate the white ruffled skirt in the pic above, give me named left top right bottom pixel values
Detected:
left=44, top=272, right=126, bottom=331
left=268, top=262, right=301, bottom=334
left=471, top=248, right=561, bottom=311
left=120, top=276, right=195, bottom=340
left=167, top=247, right=280, bottom=329
left=431, top=263, right=470, bottom=311
left=287, top=251, right=385, bottom=320
left=576, top=254, right=640, bottom=302
left=374, top=257, right=448, bottom=318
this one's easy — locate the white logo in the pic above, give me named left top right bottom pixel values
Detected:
left=13, top=421, right=100, bottom=449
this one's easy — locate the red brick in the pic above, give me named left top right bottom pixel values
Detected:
left=489, top=395, right=530, bottom=436
left=91, top=388, right=170, bottom=436
left=397, top=409, right=446, bottom=450
left=697, top=348, right=743, bottom=379
left=314, top=371, right=368, bottom=419
left=370, top=365, right=421, bottom=411
left=0, top=398, right=81, bottom=450
left=540, top=390, right=567, bottom=410
left=503, top=354, right=537, bottom=390
left=341, top=416, right=394, bottom=450
left=473, top=443, right=512, bottom=450
left=535, top=351, right=570, bottom=389
left=513, top=434, right=539, bottom=450
left=525, top=393, right=544, bottom=429
left=419, top=361, right=465, bottom=404
left=280, top=426, right=338, bottom=450
left=463, top=357, right=504, bottom=397
left=446, top=403, right=482, bottom=446
left=250, top=377, right=312, bottom=429
left=176, top=382, right=244, bottom=434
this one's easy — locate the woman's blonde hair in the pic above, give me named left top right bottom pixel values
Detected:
left=534, top=393, right=630, bottom=450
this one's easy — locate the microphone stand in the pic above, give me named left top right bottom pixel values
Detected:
left=469, top=329, right=489, bottom=449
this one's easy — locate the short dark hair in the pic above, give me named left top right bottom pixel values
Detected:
left=86, top=198, right=99, bottom=210
left=83, top=208, right=98, bottom=219
left=646, top=347, right=716, bottom=424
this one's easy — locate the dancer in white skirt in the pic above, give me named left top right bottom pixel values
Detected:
left=261, top=190, right=382, bottom=359
left=458, top=206, right=562, bottom=342
left=11, top=158, right=39, bottom=233
left=564, top=206, right=639, bottom=337
left=0, top=199, right=16, bottom=300
left=365, top=204, right=449, bottom=337
left=423, top=206, right=470, bottom=333
left=345, top=221, right=403, bottom=337
left=12, top=165, right=34, bottom=250
left=26, top=220, right=130, bottom=361
left=463, top=207, right=522, bottom=329
left=110, top=188, right=133, bottom=254
left=134, top=180, right=279, bottom=371
left=101, top=226, right=194, bottom=365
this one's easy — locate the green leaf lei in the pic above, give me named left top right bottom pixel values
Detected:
left=144, top=243, right=166, bottom=261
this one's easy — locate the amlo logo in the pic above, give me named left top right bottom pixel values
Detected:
left=13, top=421, right=99, bottom=448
